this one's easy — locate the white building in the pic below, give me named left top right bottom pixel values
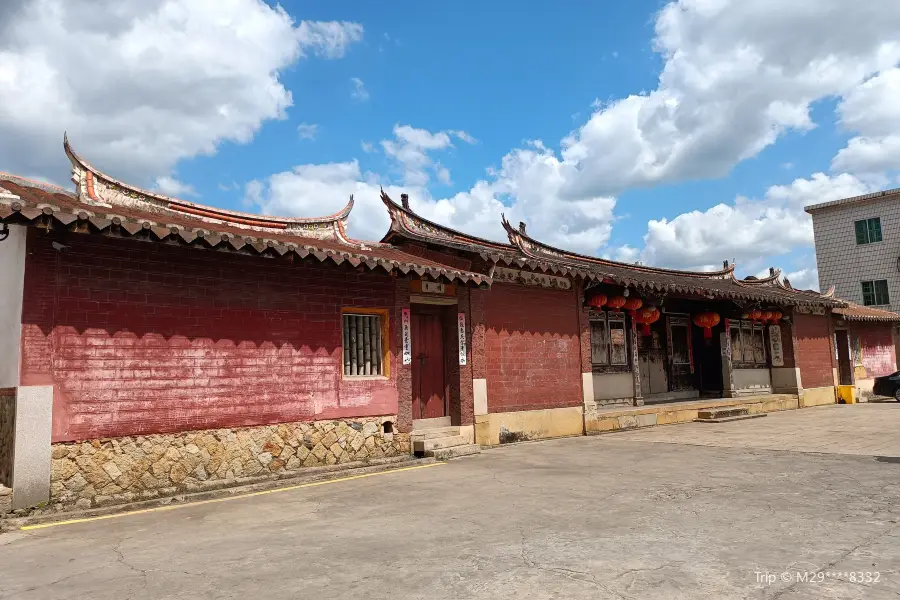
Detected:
left=806, top=188, right=900, bottom=313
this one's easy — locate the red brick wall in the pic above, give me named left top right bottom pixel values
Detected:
left=793, top=313, right=835, bottom=389
left=483, top=283, right=582, bottom=412
left=849, top=322, right=897, bottom=378
left=21, top=231, right=401, bottom=442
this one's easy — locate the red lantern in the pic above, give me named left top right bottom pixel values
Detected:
left=623, top=296, right=643, bottom=317
left=692, top=311, right=721, bottom=339
left=749, top=309, right=763, bottom=321
left=770, top=310, right=783, bottom=323
left=761, top=310, right=773, bottom=323
left=587, top=293, right=607, bottom=308
left=635, top=306, right=660, bottom=335
left=607, top=295, right=627, bottom=310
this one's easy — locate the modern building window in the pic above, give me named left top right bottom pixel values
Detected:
left=855, top=217, right=882, bottom=245
left=342, top=312, right=387, bottom=376
left=861, top=280, right=890, bottom=306
left=590, top=311, right=628, bottom=366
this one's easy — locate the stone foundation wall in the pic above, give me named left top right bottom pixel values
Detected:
left=50, top=416, right=408, bottom=510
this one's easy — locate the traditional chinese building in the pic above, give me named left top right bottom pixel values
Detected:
left=0, top=137, right=896, bottom=514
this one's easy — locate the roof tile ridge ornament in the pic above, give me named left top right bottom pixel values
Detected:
left=500, top=214, right=737, bottom=279
left=741, top=267, right=782, bottom=286
left=332, top=194, right=373, bottom=250
left=820, top=285, right=836, bottom=299
left=379, top=188, right=514, bottom=251
left=63, top=133, right=353, bottom=239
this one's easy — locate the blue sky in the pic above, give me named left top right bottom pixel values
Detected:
left=2, top=0, right=900, bottom=290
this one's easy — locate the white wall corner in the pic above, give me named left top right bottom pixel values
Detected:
left=581, top=372, right=594, bottom=405
left=0, top=224, right=26, bottom=388
left=473, top=378, right=488, bottom=416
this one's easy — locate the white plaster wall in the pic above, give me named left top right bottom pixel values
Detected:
left=770, top=367, right=801, bottom=393
left=593, top=372, right=634, bottom=401
left=733, top=368, right=771, bottom=391
left=811, top=197, right=900, bottom=311
left=0, top=225, right=26, bottom=387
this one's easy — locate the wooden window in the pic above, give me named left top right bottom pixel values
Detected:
left=342, top=310, right=389, bottom=377
left=590, top=318, right=609, bottom=365
left=861, top=279, right=890, bottom=306
left=740, top=321, right=753, bottom=363
left=608, top=312, right=628, bottom=365
left=729, top=321, right=742, bottom=362
left=752, top=323, right=766, bottom=364
left=669, top=317, right=691, bottom=365
left=590, top=311, right=628, bottom=367
left=854, top=217, right=882, bottom=245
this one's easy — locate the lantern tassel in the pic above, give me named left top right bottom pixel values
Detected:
left=642, top=323, right=651, bottom=336
left=704, top=327, right=712, bottom=339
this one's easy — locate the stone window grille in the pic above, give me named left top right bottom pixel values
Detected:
left=342, top=313, right=384, bottom=376
left=729, top=320, right=767, bottom=365
left=854, top=217, right=882, bottom=245
left=861, top=279, right=890, bottom=306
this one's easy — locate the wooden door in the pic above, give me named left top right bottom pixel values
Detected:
left=412, top=311, right=446, bottom=419
left=836, top=330, right=853, bottom=386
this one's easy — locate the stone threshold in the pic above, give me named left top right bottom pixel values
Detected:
left=1, top=455, right=433, bottom=532
left=592, top=394, right=797, bottom=419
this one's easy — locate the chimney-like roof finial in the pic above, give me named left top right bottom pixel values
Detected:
left=519, top=221, right=527, bottom=234
left=400, top=193, right=410, bottom=210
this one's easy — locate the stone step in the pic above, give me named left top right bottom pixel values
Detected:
left=695, top=413, right=767, bottom=424
left=412, top=416, right=452, bottom=431
left=413, top=435, right=469, bottom=453
left=410, top=426, right=460, bottom=441
left=427, top=444, right=481, bottom=460
left=697, top=407, right=750, bottom=420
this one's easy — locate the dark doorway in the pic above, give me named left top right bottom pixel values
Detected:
left=411, top=306, right=447, bottom=420
left=835, top=329, right=853, bottom=386
left=692, top=321, right=724, bottom=395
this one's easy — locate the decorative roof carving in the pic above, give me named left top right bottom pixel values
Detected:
left=64, top=134, right=353, bottom=241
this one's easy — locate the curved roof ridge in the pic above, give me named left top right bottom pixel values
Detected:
left=63, top=134, right=353, bottom=234
left=741, top=269, right=782, bottom=285
left=379, top=189, right=515, bottom=251
left=500, top=215, right=736, bottom=279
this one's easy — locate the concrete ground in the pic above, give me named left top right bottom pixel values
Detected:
left=1, top=404, right=899, bottom=600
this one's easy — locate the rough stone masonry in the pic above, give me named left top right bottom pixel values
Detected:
left=48, top=416, right=408, bottom=510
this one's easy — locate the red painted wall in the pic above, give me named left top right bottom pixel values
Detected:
left=483, top=283, right=582, bottom=413
left=21, top=231, right=400, bottom=442
left=793, top=313, right=835, bottom=389
left=849, top=322, right=897, bottom=378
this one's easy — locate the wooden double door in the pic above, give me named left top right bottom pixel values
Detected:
left=411, top=306, right=449, bottom=420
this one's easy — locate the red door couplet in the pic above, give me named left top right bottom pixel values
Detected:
left=411, top=310, right=446, bottom=419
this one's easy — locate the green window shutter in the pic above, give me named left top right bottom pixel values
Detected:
left=862, top=281, right=875, bottom=306
left=869, top=218, right=883, bottom=243
left=875, top=280, right=890, bottom=305
left=855, top=220, right=869, bottom=244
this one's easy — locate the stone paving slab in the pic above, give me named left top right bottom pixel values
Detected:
left=610, top=402, right=900, bottom=457
left=1, top=404, right=899, bottom=599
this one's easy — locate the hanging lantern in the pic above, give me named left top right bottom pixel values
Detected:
left=635, top=306, right=660, bottom=335
left=623, top=296, right=643, bottom=317
left=607, top=295, right=627, bottom=310
left=761, top=310, right=773, bottom=323
left=770, top=310, right=783, bottom=323
left=741, top=312, right=750, bottom=320
left=749, top=309, right=763, bottom=321
left=693, top=311, right=721, bottom=339
left=587, top=293, right=607, bottom=308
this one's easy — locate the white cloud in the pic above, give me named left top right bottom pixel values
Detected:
left=637, top=173, right=877, bottom=270
left=783, top=267, right=819, bottom=292
left=360, top=141, right=375, bottom=153
left=451, top=130, right=478, bottom=144
left=556, top=0, right=900, bottom=199
left=350, top=77, right=369, bottom=101
left=250, top=126, right=617, bottom=253
left=297, top=122, right=318, bottom=140
left=0, top=0, right=363, bottom=185
left=154, top=175, right=198, bottom=197
left=295, top=20, right=363, bottom=59
left=833, top=68, right=900, bottom=174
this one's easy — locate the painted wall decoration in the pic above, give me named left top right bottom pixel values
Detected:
left=402, top=308, right=412, bottom=365
left=457, top=313, right=467, bottom=365
left=769, top=324, right=784, bottom=367
left=492, top=267, right=572, bottom=290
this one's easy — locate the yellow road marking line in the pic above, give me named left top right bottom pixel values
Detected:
left=20, top=462, right=445, bottom=531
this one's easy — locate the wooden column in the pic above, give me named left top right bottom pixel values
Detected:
left=721, top=320, right=736, bottom=398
